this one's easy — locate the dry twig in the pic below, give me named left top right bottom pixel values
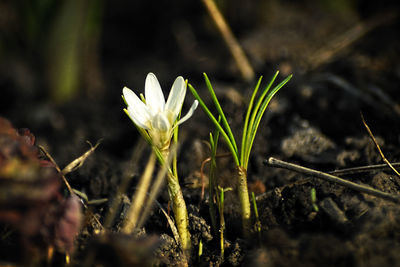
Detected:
left=361, top=113, right=400, bottom=178
left=308, top=12, right=398, bottom=70
left=39, top=144, right=104, bottom=230
left=62, top=140, right=101, bottom=175
left=103, top=140, right=147, bottom=228
left=265, top=157, right=400, bottom=204
left=330, top=162, right=400, bottom=176
left=122, top=152, right=156, bottom=233
left=201, top=0, right=254, bottom=81
left=199, top=152, right=231, bottom=201
left=39, top=145, right=74, bottom=195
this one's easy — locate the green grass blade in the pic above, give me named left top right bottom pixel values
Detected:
left=172, top=110, right=181, bottom=178
left=251, top=192, right=260, bottom=222
left=122, top=95, right=128, bottom=106
left=244, top=74, right=292, bottom=168
left=242, top=71, right=279, bottom=167
left=208, top=118, right=220, bottom=236
left=212, top=117, right=221, bottom=156
left=188, top=83, right=240, bottom=166
left=171, top=79, right=188, bottom=177
left=210, top=116, right=221, bottom=158
left=203, top=73, right=238, bottom=156
left=209, top=132, right=215, bottom=151
left=240, top=76, right=263, bottom=164
left=251, top=192, right=261, bottom=233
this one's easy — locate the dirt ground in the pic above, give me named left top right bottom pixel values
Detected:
left=1, top=0, right=400, bottom=266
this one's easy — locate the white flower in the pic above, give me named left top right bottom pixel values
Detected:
left=123, top=72, right=198, bottom=150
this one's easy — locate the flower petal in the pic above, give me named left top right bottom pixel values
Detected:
left=127, top=106, right=150, bottom=129
left=176, top=100, right=199, bottom=126
left=145, top=73, right=165, bottom=114
left=123, top=87, right=151, bottom=129
left=151, top=113, right=170, bottom=132
left=165, top=76, right=186, bottom=123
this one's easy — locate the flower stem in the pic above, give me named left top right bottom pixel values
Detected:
left=237, top=166, right=251, bottom=235
left=162, top=149, right=191, bottom=255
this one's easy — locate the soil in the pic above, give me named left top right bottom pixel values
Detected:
left=1, top=1, right=400, bottom=266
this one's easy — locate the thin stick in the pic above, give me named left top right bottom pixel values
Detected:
left=39, top=145, right=104, bottom=230
left=200, top=157, right=211, bottom=201
left=265, top=157, right=400, bottom=204
left=122, top=152, right=156, bottom=234
left=156, top=200, right=188, bottom=267
left=361, top=113, right=400, bottom=178
left=136, top=145, right=176, bottom=229
left=39, top=145, right=74, bottom=195
left=103, top=139, right=147, bottom=228
left=330, top=162, right=400, bottom=176
left=199, top=152, right=231, bottom=200
left=308, top=12, right=398, bottom=70
left=201, top=0, right=254, bottom=81
left=157, top=201, right=182, bottom=249
left=62, top=140, right=101, bottom=175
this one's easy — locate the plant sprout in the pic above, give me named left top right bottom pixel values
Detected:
left=311, top=188, right=319, bottom=212
left=122, top=72, right=198, bottom=254
left=217, top=185, right=232, bottom=259
left=251, top=192, right=261, bottom=234
left=208, top=120, right=220, bottom=237
left=188, top=71, right=292, bottom=234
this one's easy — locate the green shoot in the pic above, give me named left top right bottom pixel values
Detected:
left=204, top=74, right=238, bottom=155
left=217, top=186, right=232, bottom=259
left=189, top=82, right=240, bottom=166
left=188, top=71, right=292, bottom=170
left=242, top=73, right=292, bottom=169
left=172, top=107, right=182, bottom=179
left=188, top=71, right=292, bottom=235
left=311, top=188, right=319, bottom=212
left=198, top=239, right=203, bottom=258
left=208, top=117, right=221, bottom=236
left=251, top=192, right=261, bottom=234
left=240, top=76, right=263, bottom=165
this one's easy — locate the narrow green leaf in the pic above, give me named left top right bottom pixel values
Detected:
left=244, top=74, right=292, bottom=168
left=172, top=110, right=181, bottom=178
left=140, top=93, right=146, bottom=103
left=242, top=71, right=279, bottom=168
left=240, top=76, right=263, bottom=164
left=188, top=83, right=240, bottom=165
left=203, top=73, right=238, bottom=156
left=209, top=132, right=215, bottom=150
left=251, top=192, right=259, bottom=220
left=122, top=95, right=128, bottom=106
left=208, top=118, right=220, bottom=236
left=219, top=187, right=225, bottom=209
left=212, top=116, right=221, bottom=156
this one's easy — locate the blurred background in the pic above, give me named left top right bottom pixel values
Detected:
left=0, top=0, right=399, bottom=161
